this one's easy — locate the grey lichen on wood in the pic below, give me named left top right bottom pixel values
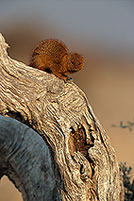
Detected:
left=0, top=33, right=124, bottom=200
left=0, top=115, right=60, bottom=201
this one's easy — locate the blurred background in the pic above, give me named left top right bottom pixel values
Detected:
left=0, top=0, right=134, bottom=200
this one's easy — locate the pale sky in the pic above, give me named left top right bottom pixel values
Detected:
left=0, top=0, right=134, bottom=51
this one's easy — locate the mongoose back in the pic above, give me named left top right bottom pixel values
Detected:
left=30, top=39, right=84, bottom=81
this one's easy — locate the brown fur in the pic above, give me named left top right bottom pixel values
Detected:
left=30, top=39, right=84, bottom=81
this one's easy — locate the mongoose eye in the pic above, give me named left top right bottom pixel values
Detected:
left=72, top=61, right=75, bottom=65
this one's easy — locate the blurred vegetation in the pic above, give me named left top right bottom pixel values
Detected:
left=120, top=162, right=134, bottom=201
left=112, top=120, right=134, bottom=131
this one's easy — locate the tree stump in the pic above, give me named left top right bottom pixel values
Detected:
left=0, top=33, right=124, bottom=201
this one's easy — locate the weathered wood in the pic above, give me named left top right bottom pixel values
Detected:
left=0, top=33, right=124, bottom=200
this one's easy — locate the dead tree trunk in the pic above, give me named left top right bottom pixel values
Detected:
left=0, top=33, right=124, bottom=201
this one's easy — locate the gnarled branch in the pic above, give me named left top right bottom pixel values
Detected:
left=0, top=115, right=59, bottom=201
left=0, top=33, right=124, bottom=200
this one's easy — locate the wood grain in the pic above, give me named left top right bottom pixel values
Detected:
left=0, top=33, right=124, bottom=200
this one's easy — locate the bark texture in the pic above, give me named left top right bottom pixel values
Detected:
left=0, top=33, right=124, bottom=200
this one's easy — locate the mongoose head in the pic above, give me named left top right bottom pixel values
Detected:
left=66, top=53, right=84, bottom=72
